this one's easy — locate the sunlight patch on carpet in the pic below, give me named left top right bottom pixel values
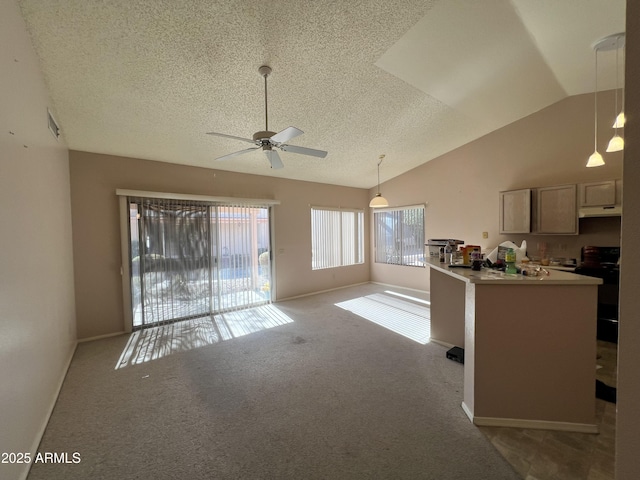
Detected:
left=115, top=304, right=293, bottom=369
left=335, top=292, right=431, bottom=344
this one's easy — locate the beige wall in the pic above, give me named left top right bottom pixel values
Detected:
left=0, top=2, right=77, bottom=480
left=370, top=91, right=624, bottom=292
left=4, top=0, right=639, bottom=477
left=69, top=152, right=370, bottom=339
left=616, top=1, right=640, bottom=476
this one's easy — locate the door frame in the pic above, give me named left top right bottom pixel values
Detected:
left=117, top=189, right=280, bottom=333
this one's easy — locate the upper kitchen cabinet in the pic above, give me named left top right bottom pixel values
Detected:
left=616, top=179, right=623, bottom=205
left=579, top=180, right=616, bottom=207
left=533, top=184, right=578, bottom=235
left=499, top=189, right=531, bottom=234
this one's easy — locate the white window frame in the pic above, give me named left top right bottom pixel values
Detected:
left=311, top=206, right=364, bottom=270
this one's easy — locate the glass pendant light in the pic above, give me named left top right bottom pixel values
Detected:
left=587, top=47, right=605, bottom=167
left=606, top=34, right=624, bottom=152
left=370, top=154, right=389, bottom=208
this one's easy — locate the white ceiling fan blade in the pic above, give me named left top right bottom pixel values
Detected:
left=264, top=149, right=284, bottom=169
left=206, top=131, right=257, bottom=144
left=216, top=147, right=259, bottom=161
left=280, top=144, right=328, bottom=158
left=270, top=126, right=303, bottom=144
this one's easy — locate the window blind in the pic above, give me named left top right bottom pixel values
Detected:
left=311, top=206, right=364, bottom=270
left=374, top=205, right=425, bottom=266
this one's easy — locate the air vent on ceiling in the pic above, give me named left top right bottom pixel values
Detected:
left=47, top=109, right=60, bottom=140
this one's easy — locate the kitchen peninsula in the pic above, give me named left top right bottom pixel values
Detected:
left=426, top=258, right=603, bottom=433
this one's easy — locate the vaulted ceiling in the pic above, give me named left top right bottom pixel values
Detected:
left=18, top=0, right=626, bottom=188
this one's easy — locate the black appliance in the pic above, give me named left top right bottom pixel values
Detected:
left=574, top=246, right=620, bottom=343
left=446, top=346, right=465, bottom=364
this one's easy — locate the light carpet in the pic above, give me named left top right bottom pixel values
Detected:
left=28, top=283, right=520, bottom=480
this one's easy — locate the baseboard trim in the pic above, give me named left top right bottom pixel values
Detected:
left=461, top=402, right=599, bottom=433
left=461, top=402, right=474, bottom=423
left=78, top=331, right=126, bottom=343
left=369, top=281, right=430, bottom=297
left=276, top=282, right=370, bottom=302
left=277, top=281, right=430, bottom=303
left=22, top=340, right=78, bottom=480
left=430, top=338, right=456, bottom=349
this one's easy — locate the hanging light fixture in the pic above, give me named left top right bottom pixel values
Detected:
left=606, top=34, right=625, bottom=152
left=613, top=34, right=626, bottom=128
left=369, top=154, right=389, bottom=208
left=586, top=45, right=604, bottom=167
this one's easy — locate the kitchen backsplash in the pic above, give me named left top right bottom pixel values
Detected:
left=514, top=216, right=621, bottom=262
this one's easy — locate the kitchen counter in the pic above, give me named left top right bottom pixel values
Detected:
left=426, top=258, right=601, bottom=433
left=426, top=258, right=600, bottom=285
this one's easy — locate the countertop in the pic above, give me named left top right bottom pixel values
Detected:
left=425, top=258, right=602, bottom=285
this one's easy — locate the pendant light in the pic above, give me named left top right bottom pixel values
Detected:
left=606, top=34, right=624, bottom=152
left=586, top=46, right=604, bottom=168
left=613, top=34, right=626, bottom=128
left=369, top=154, right=389, bottom=208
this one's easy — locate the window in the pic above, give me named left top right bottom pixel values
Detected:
left=311, top=206, right=364, bottom=270
left=374, top=205, right=425, bottom=266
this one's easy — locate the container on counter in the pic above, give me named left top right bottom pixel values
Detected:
left=426, top=239, right=464, bottom=260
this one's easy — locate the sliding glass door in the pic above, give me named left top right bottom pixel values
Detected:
left=211, top=205, right=271, bottom=313
left=128, top=197, right=271, bottom=329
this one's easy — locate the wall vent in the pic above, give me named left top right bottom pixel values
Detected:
left=47, top=109, right=60, bottom=140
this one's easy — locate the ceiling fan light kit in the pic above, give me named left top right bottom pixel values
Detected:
left=206, top=66, right=328, bottom=169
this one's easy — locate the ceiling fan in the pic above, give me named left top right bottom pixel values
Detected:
left=206, top=65, right=328, bottom=169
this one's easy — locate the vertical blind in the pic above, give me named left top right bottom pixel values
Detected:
left=311, top=206, right=364, bottom=270
left=374, top=205, right=425, bottom=266
left=129, top=196, right=271, bottom=328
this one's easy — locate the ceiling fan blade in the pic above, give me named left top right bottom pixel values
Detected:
left=264, top=149, right=284, bottom=169
left=216, top=147, right=259, bottom=161
left=206, top=131, right=257, bottom=144
left=279, top=144, right=328, bottom=158
left=270, top=126, right=303, bottom=144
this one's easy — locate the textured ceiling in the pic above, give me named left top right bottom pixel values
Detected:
left=18, top=0, right=625, bottom=189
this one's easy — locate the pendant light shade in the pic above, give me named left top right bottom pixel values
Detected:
left=613, top=112, right=625, bottom=128
left=606, top=134, right=624, bottom=152
left=369, top=193, right=389, bottom=208
left=586, top=151, right=605, bottom=168
left=370, top=154, right=389, bottom=208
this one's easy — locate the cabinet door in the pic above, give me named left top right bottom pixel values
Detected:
left=535, top=184, right=578, bottom=234
left=499, top=189, right=531, bottom=234
left=579, top=181, right=616, bottom=207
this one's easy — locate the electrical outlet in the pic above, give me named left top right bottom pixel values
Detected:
left=482, top=231, right=489, bottom=239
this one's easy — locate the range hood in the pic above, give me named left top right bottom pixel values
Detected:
left=578, top=205, right=622, bottom=218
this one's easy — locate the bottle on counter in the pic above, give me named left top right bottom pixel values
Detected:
left=444, top=243, right=453, bottom=264
left=505, top=247, right=517, bottom=274
left=471, top=251, right=483, bottom=271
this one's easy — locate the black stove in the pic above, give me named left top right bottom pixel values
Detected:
left=574, top=246, right=620, bottom=343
